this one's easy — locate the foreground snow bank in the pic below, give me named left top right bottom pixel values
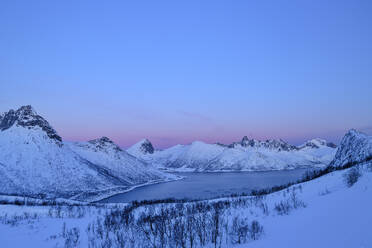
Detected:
left=245, top=162, right=372, bottom=248
left=0, top=162, right=371, bottom=247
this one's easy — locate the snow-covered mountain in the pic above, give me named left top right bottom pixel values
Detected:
left=127, top=136, right=337, bottom=172
left=299, top=138, right=337, bottom=149
left=67, top=137, right=167, bottom=186
left=330, top=129, right=372, bottom=168
left=127, top=138, right=155, bottom=157
left=0, top=106, right=174, bottom=201
left=229, top=136, right=298, bottom=151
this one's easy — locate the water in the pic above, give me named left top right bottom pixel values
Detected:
left=100, top=169, right=310, bottom=203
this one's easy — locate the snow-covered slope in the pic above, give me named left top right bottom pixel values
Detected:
left=330, top=129, right=372, bottom=167
left=128, top=137, right=337, bottom=172
left=67, top=137, right=170, bottom=186
left=0, top=106, right=174, bottom=201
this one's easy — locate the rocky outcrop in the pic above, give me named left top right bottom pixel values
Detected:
left=0, top=105, right=62, bottom=142
left=330, top=129, right=372, bottom=167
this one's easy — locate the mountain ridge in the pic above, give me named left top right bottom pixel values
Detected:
left=127, top=137, right=337, bottom=172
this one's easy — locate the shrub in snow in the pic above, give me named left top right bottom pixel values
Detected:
left=249, top=220, right=264, bottom=240
left=274, top=200, right=292, bottom=215
left=83, top=199, right=265, bottom=248
left=344, top=167, right=362, bottom=187
left=64, top=227, right=80, bottom=248
left=230, top=216, right=249, bottom=244
left=290, top=191, right=306, bottom=209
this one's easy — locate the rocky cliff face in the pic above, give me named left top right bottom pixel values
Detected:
left=330, top=129, right=372, bottom=167
left=88, top=137, right=123, bottom=153
left=0, top=105, right=62, bottom=142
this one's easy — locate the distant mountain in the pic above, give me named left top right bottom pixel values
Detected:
left=299, top=138, right=337, bottom=149
left=229, top=136, right=298, bottom=151
left=0, top=106, right=174, bottom=201
left=127, top=138, right=155, bottom=157
left=128, top=136, right=337, bottom=172
left=330, top=129, right=372, bottom=167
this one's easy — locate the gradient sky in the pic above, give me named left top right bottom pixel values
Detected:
left=1, top=0, right=372, bottom=148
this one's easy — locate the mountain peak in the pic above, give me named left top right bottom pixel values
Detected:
left=233, top=136, right=297, bottom=151
left=0, top=105, right=62, bottom=142
left=345, top=128, right=365, bottom=138
left=17, top=105, right=37, bottom=116
left=139, top=138, right=155, bottom=154
left=98, top=136, right=114, bottom=143
left=88, top=136, right=122, bottom=152
left=300, top=138, right=337, bottom=149
left=331, top=129, right=372, bottom=167
left=127, top=138, right=155, bottom=156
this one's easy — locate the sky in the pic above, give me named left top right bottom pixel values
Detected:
left=1, top=0, right=372, bottom=148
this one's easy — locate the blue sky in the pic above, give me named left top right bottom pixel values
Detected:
left=1, top=0, right=371, bottom=148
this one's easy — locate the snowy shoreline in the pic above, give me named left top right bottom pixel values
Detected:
left=158, top=165, right=322, bottom=173
left=83, top=175, right=185, bottom=203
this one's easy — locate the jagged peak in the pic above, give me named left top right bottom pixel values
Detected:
left=17, top=105, right=37, bottom=116
left=345, top=129, right=366, bottom=138
left=233, top=136, right=297, bottom=151
left=338, top=129, right=369, bottom=145
left=331, top=129, right=372, bottom=167
left=0, top=105, right=62, bottom=143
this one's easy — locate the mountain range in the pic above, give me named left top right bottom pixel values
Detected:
left=127, top=136, right=337, bottom=172
left=1, top=105, right=371, bottom=201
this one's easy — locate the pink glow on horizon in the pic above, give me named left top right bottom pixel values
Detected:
left=60, top=126, right=349, bottom=149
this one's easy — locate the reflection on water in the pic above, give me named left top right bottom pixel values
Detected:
left=100, top=169, right=310, bottom=203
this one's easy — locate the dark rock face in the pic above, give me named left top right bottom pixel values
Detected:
left=229, top=136, right=298, bottom=151
left=326, top=142, right=337, bottom=148
left=0, top=105, right=62, bottom=142
left=88, top=137, right=123, bottom=152
left=330, top=129, right=372, bottom=167
left=299, top=139, right=337, bottom=149
left=140, top=139, right=155, bottom=154
left=303, top=141, right=321, bottom=149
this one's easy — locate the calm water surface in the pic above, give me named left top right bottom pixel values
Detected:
left=101, top=169, right=310, bottom=203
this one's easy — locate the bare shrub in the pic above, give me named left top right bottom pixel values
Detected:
left=274, top=200, right=292, bottom=215
left=249, top=220, right=264, bottom=240
left=64, top=227, right=80, bottom=248
left=344, top=167, right=361, bottom=187
left=230, top=216, right=249, bottom=244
